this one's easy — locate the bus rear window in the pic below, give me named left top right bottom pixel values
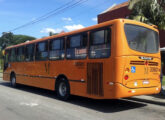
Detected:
left=124, top=24, right=159, bottom=53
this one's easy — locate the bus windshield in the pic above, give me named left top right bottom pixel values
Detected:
left=124, top=24, right=159, bottom=53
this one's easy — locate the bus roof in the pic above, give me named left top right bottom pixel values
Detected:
left=5, top=19, right=158, bottom=50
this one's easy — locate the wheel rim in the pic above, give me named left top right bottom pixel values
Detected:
left=59, top=82, right=67, bottom=97
left=11, top=77, right=16, bottom=86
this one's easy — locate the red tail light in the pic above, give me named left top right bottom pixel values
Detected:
left=145, top=61, right=148, bottom=65
left=124, top=75, right=129, bottom=80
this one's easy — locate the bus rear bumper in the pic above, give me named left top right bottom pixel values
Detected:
left=107, top=83, right=161, bottom=99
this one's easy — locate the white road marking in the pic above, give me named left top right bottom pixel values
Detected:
left=20, top=102, right=39, bottom=107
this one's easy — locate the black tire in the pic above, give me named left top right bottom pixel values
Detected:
left=10, top=74, right=17, bottom=88
left=56, top=78, right=70, bottom=100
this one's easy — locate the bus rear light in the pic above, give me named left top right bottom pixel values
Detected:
left=106, top=82, right=114, bottom=85
left=145, top=61, right=148, bottom=65
left=128, top=90, right=131, bottom=93
left=125, top=68, right=130, bottom=73
left=128, top=90, right=136, bottom=93
left=124, top=75, right=129, bottom=80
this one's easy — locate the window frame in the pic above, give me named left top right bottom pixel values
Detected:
left=25, top=43, right=35, bottom=62
left=4, top=49, right=10, bottom=64
left=49, top=38, right=65, bottom=61
left=35, top=40, right=49, bottom=61
left=16, top=46, right=25, bottom=62
left=66, top=32, right=88, bottom=60
left=89, top=26, right=111, bottom=59
left=124, top=24, right=159, bottom=54
left=9, top=48, right=17, bottom=62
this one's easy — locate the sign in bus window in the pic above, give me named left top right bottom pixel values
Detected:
left=67, top=34, right=87, bottom=59
left=89, top=28, right=111, bottom=59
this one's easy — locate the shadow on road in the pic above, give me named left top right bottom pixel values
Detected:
left=150, top=93, right=165, bottom=100
left=125, top=96, right=165, bottom=107
left=0, top=82, right=146, bottom=113
left=68, top=96, right=146, bottom=113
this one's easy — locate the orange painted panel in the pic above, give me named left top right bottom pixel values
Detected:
left=3, top=19, right=161, bottom=99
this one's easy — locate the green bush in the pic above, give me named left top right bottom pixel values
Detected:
left=162, top=76, right=165, bottom=86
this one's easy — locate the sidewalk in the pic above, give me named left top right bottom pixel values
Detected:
left=162, top=86, right=165, bottom=89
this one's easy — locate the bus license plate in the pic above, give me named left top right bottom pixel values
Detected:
left=143, top=80, right=149, bottom=85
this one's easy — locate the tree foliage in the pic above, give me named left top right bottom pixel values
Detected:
left=12, top=35, right=35, bottom=45
left=0, top=32, right=36, bottom=50
left=128, top=0, right=165, bottom=30
left=0, top=32, right=13, bottom=49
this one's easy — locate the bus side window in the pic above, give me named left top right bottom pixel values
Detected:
left=4, top=50, right=9, bottom=70
left=8, top=50, right=11, bottom=62
left=17, top=46, right=25, bottom=62
left=5, top=50, right=9, bottom=63
left=25, top=44, right=34, bottom=61
left=89, top=28, right=111, bottom=59
left=67, top=33, right=87, bottom=59
left=49, top=38, right=65, bottom=60
left=35, top=41, right=48, bottom=61
left=10, top=48, right=17, bottom=62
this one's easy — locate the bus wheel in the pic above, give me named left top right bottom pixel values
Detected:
left=56, top=78, right=70, bottom=100
left=10, top=74, right=17, bottom=88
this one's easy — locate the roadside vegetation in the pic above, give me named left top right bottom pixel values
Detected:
left=162, top=76, right=165, bottom=85
left=128, top=0, right=165, bottom=30
left=0, top=32, right=36, bottom=71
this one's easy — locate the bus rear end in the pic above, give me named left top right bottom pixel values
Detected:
left=113, top=20, right=161, bottom=98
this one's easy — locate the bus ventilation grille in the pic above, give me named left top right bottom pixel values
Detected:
left=87, top=63, right=103, bottom=96
left=130, top=61, right=145, bottom=65
left=130, top=61, right=158, bottom=66
left=148, top=62, right=158, bottom=66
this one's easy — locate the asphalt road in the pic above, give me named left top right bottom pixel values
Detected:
left=0, top=78, right=165, bottom=120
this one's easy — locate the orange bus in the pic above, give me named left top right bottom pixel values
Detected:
left=3, top=19, right=161, bottom=100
